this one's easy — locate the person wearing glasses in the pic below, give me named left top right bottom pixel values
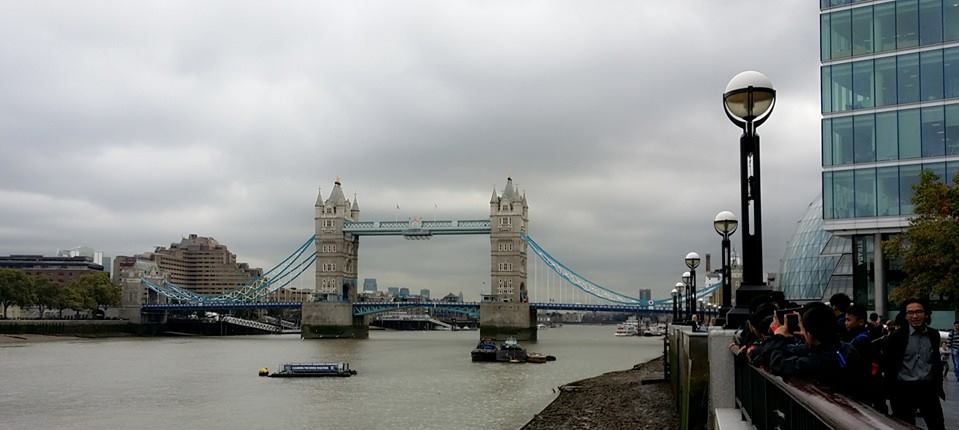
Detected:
left=881, top=299, right=944, bottom=430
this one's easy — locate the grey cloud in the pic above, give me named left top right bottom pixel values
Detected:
left=0, top=1, right=823, bottom=300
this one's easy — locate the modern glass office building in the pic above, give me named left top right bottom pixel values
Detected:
left=820, top=0, right=959, bottom=315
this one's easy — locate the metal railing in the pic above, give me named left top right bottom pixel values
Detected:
left=733, top=351, right=918, bottom=430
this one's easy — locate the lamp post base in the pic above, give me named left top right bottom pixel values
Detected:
left=723, top=283, right=773, bottom=330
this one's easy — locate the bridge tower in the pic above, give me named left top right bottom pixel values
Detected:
left=302, top=178, right=367, bottom=339
left=481, top=177, right=536, bottom=340
left=313, top=178, right=360, bottom=302
left=489, top=177, right=528, bottom=302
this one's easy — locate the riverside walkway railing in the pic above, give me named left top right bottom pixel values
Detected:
left=731, top=348, right=918, bottom=430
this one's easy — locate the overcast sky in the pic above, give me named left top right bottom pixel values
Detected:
left=0, top=1, right=822, bottom=301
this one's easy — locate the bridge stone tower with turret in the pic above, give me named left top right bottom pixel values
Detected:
left=489, top=177, right=528, bottom=303
left=302, top=178, right=368, bottom=339
left=314, top=178, right=360, bottom=302
left=480, top=177, right=536, bottom=340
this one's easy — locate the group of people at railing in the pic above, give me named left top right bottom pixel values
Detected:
left=732, top=292, right=956, bottom=430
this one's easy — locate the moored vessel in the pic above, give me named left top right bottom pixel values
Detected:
left=259, top=362, right=357, bottom=377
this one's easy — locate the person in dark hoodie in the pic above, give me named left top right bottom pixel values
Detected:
left=759, top=303, right=862, bottom=391
left=881, top=298, right=944, bottom=430
left=845, top=304, right=883, bottom=409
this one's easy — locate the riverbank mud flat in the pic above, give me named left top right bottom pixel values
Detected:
left=521, top=356, right=677, bottom=430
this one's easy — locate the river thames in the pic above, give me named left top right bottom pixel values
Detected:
left=0, top=325, right=664, bottom=430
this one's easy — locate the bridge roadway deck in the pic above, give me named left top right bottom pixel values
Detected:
left=141, top=302, right=673, bottom=315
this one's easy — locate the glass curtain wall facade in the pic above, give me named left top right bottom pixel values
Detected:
left=821, top=0, right=959, bottom=221
left=780, top=197, right=853, bottom=302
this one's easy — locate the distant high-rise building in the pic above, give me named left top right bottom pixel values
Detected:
left=363, top=278, right=378, bottom=292
left=399, top=287, right=410, bottom=297
left=419, top=288, right=430, bottom=299
left=388, top=287, right=400, bottom=297
left=152, top=234, right=262, bottom=296
left=57, top=246, right=112, bottom=276
left=638, top=289, right=652, bottom=303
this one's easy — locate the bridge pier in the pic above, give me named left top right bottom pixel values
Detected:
left=479, top=303, right=537, bottom=341
left=301, top=302, right=369, bottom=339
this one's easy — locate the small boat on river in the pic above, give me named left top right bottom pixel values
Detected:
left=471, top=337, right=529, bottom=362
left=259, top=362, right=357, bottom=377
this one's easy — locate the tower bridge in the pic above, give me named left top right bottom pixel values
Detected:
left=128, top=177, right=721, bottom=339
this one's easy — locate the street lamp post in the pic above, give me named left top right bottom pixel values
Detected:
left=713, top=210, right=739, bottom=325
left=671, top=288, right=679, bottom=322
left=685, top=252, right=701, bottom=322
left=674, top=282, right=685, bottom=322
left=723, top=71, right=776, bottom=329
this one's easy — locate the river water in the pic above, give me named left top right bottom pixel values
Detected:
left=0, top=325, right=664, bottom=430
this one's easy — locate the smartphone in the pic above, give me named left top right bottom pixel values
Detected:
left=785, top=313, right=800, bottom=333
left=776, top=307, right=802, bottom=323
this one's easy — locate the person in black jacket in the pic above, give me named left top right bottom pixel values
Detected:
left=881, top=298, right=944, bottom=430
left=758, top=303, right=862, bottom=392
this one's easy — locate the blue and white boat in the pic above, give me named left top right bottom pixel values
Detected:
left=259, top=362, right=357, bottom=377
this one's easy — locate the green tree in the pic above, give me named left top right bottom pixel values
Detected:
left=883, top=170, right=959, bottom=308
left=63, top=279, right=95, bottom=318
left=0, top=269, right=34, bottom=319
left=32, top=278, right=60, bottom=319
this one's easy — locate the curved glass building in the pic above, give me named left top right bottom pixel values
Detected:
left=779, top=196, right=852, bottom=302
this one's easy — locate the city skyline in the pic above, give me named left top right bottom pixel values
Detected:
left=0, top=2, right=822, bottom=301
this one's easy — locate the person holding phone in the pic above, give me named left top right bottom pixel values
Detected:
left=756, top=304, right=862, bottom=390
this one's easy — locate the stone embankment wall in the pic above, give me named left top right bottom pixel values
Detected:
left=0, top=320, right=136, bottom=336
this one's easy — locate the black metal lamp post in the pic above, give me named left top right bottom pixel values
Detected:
left=713, top=210, right=738, bottom=326
left=671, top=288, right=679, bottom=322
left=722, top=71, right=776, bottom=329
left=685, top=252, right=701, bottom=321
left=674, top=282, right=685, bottom=322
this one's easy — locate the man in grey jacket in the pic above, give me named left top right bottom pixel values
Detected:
left=882, top=299, right=944, bottom=430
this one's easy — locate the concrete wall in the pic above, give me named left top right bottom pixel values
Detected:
left=707, top=329, right=740, bottom=430
left=669, top=326, right=709, bottom=430
left=301, top=302, right=368, bottom=339
left=479, top=303, right=536, bottom=340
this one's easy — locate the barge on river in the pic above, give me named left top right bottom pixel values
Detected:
left=259, top=362, right=357, bottom=377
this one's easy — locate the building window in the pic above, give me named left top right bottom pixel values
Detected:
left=876, top=111, right=899, bottom=161
left=853, top=114, right=875, bottom=163
left=834, top=170, right=855, bottom=219
left=852, top=60, right=874, bottom=109
left=855, top=168, right=877, bottom=217
left=918, top=0, right=943, bottom=46
left=921, top=106, right=946, bottom=157
left=947, top=1, right=959, bottom=42
left=832, top=63, right=853, bottom=112
left=875, top=2, right=897, bottom=52
left=897, top=0, right=919, bottom=49
left=899, top=109, right=921, bottom=159
left=877, top=166, right=901, bottom=216
left=831, top=9, right=852, bottom=59
left=833, top=116, right=854, bottom=165
left=875, top=57, right=897, bottom=107
left=900, top=164, right=922, bottom=215
left=947, top=104, right=959, bottom=155
left=898, top=53, right=920, bottom=104
left=852, top=6, right=873, bottom=56
left=920, top=50, right=944, bottom=101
